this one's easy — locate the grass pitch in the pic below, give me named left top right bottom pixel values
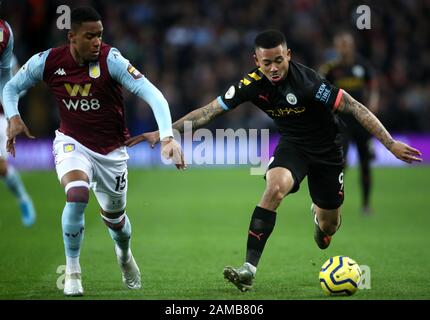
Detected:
left=0, top=166, right=429, bottom=300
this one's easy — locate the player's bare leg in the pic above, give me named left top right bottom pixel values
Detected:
left=61, top=170, right=89, bottom=296
left=311, top=203, right=341, bottom=249
left=0, top=158, right=36, bottom=227
left=100, top=208, right=141, bottom=290
left=224, top=167, right=294, bottom=292
left=259, top=167, right=295, bottom=211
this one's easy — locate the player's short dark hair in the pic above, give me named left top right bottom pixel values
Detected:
left=254, top=30, right=287, bottom=49
left=71, top=6, right=101, bottom=30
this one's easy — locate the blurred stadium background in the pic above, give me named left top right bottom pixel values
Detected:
left=0, top=0, right=429, bottom=299
left=3, top=0, right=430, bottom=168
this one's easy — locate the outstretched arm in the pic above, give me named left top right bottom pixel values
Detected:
left=107, top=48, right=185, bottom=169
left=337, top=90, right=422, bottom=163
left=107, top=48, right=174, bottom=141
left=125, top=98, right=227, bottom=147
left=173, top=98, right=226, bottom=132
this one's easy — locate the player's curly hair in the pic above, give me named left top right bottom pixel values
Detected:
left=254, top=29, right=287, bottom=49
left=71, top=6, right=101, bottom=30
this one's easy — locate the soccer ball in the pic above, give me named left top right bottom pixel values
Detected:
left=319, top=255, right=362, bottom=296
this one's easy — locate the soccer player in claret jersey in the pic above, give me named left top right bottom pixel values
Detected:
left=0, top=18, right=36, bottom=227
left=320, top=31, right=380, bottom=215
left=126, top=30, right=422, bottom=292
left=3, top=7, right=185, bottom=296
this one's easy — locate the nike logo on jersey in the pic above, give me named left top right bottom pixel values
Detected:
left=54, top=68, right=67, bottom=76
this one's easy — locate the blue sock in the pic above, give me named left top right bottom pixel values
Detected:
left=4, top=165, right=29, bottom=202
left=108, top=215, right=131, bottom=260
left=62, top=202, right=86, bottom=258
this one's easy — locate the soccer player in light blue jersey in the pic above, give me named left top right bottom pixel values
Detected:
left=0, top=18, right=36, bottom=227
left=3, top=7, right=185, bottom=296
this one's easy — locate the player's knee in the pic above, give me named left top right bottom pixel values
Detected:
left=100, top=209, right=126, bottom=230
left=266, top=183, right=288, bottom=203
left=261, top=171, right=295, bottom=208
left=65, top=181, right=90, bottom=203
left=0, top=159, right=7, bottom=177
left=267, top=174, right=293, bottom=201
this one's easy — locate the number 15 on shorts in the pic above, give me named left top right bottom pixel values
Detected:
left=115, top=172, right=127, bottom=192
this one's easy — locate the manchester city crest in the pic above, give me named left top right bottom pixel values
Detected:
left=286, top=93, right=297, bottom=105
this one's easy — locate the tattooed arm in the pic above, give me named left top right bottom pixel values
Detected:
left=125, top=98, right=226, bottom=147
left=172, top=98, right=226, bottom=133
left=337, top=90, right=422, bottom=163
